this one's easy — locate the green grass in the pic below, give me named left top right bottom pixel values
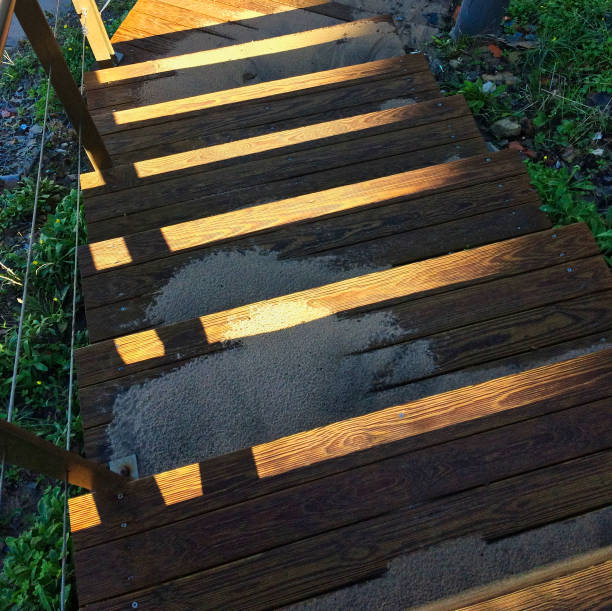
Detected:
left=0, top=183, right=87, bottom=608
left=434, top=0, right=611, bottom=264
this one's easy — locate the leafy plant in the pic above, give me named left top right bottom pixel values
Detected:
left=456, top=78, right=510, bottom=119
left=0, top=177, right=65, bottom=235
left=0, top=486, right=73, bottom=610
left=526, top=161, right=611, bottom=263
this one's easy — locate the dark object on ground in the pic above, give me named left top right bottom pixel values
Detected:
left=587, top=92, right=612, bottom=113
left=451, top=0, right=510, bottom=40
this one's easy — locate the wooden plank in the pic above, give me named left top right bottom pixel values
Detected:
left=86, top=56, right=432, bottom=114
left=14, top=0, right=112, bottom=170
left=83, top=117, right=479, bottom=225
left=368, top=290, right=612, bottom=391
left=72, top=349, right=612, bottom=550
left=92, top=56, right=433, bottom=154
left=418, top=547, right=612, bottom=611
left=79, top=256, right=612, bottom=425
left=85, top=51, right=426, bottom=93
left=77, top=451, right=612, bottom=610
left=75, top=224, right=598, bottom=388
left=86, top=49, right=419, bottom=135
left=81, top=96, right=471, bottom=194
left=458, top=560, right=612, bottom=611
left=81, top=115, right=482, bottom=228
left=80, top=167, right=536, bottom=283
left=107, top=78, right=439, bottom=164
left=80, top=201, right=549, bottom=341
left=71, top=0, right=118, bottom=67
left=89, top=16, right=397, bottom=86
left=0, top=420, right=126, bottom=491
left=86, top=137, right=482, bottom=242
left=73, top=424, right=612, bottom=605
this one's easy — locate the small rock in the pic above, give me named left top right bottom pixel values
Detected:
left=586, top=92, right=612, bottom=112
left=591, top=148, right=605, bottom=156
left=561, top=146, right=577, bottom=163
left=449, top=59, right=461, bottom=69
left=485, top=141, right=500, bottom=153
left=29, top=124, right=43, bottom=135
left=491, top=118, right=521, bottom=139
left=482, top=72, right=504, bottom=83
left=482, top=81, right=497, bottom=93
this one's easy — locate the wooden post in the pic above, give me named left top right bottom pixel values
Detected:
left=0, top=420, right=128, bottom=491
left=71, top=0, right=119, bottom=68
left=451, top=0, right=510, bottom=40
left=14, top=0, right=113, bottom=170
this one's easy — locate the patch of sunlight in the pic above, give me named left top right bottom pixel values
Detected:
left=153, top=462, right=203, bottom=505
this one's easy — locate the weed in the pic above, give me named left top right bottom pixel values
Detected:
left=456, top=78, right=510, bottom=119
left=0, top=486, right=74, bottom=610
left=526, top=161, right=611, bottom=263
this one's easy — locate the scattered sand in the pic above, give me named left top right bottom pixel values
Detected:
left=290, top=506, right=612, bottom=610
left=146, top=247, right=390, bottom=326
left=109, top=309, right=424, bottom=476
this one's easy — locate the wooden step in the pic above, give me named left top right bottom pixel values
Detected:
left=71, top=349, right=612, bottom=547
left=82, top=95, right=467, bottom=194
left=75, top=223, right=598, bottom=386
left=68, top=349, right=612, bottom=607
left=79, top=255, right=612, bottom=427
left=74, top=451, right=612, bottom=608
left=78, top=151, right=551, bottom=341
left=421, top=547, right=612, bottom=611
left=93, top=55, right=437, bottom=162
left=86, top=15, right=405, bottom=120
left=80, top=109, right=483, bottom=237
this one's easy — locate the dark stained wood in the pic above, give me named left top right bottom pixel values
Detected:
left=421, top=547, right=612, bottom=611
left=78, top=256, right=612, bottom=431
left=14, top=0, right=112, bottom=170
left=82, top=332, right=612, bottom=466
left=74, top=224, right=600, bottom=388
left=65, top=1, right=612, bottom=605
left=459, top=560, right=612, bottom=611
left=85, top=54, right=432, bottom=112
left=369, top=291, right=612, bottom=390
left=80, top=201, right=549, bottom=341
left=86, top=138, right=486, bottom=241
left=72, top=349, right=612, bottom=549
left=80, top=165, right=537, bottom=275
left=75, top=447, right=612, bottom=606
left=0, top=420, right=126, bottom=491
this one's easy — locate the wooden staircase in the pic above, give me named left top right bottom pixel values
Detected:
left=69, top=0, right=612, bottom=607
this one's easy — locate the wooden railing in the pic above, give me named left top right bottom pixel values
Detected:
left=1, top=0, right=115, bottom=170
left=0, top=0, right=126, bottom=493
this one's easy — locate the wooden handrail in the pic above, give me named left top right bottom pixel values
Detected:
left=71, top=0, right=119, bottom=68
left=0, top=420, right=128, bottom=491
left=0, top=0, right=17, bottom=57
left=14, top=0, right=113, bottom=170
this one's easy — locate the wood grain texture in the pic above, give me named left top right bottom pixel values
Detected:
left=81, top=95, right=469, bottom=193
left=80, top=142, right=524, bottom=278
left=420, top=547, right=612, bottom=611
left=78, top=256, right=612, bottom=428
left=72, top=348, right=612, bottom=550
left=75, top=449, right=612, bottom=607
left=75, top=224, right=598, bottom=388
left=0, top=420, right=126, bottom=492
left=89, top=16, right=397, bottom=88
left=88, top=51, right=427, bottom=133
left=85, top=138, right=485, bottom=242
left=81, top=202, right=549, bottom=341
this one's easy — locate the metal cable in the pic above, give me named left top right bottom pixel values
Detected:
left=60, top=9, right=87, bottom=608
left=0, top=0, right=62, bottom=509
